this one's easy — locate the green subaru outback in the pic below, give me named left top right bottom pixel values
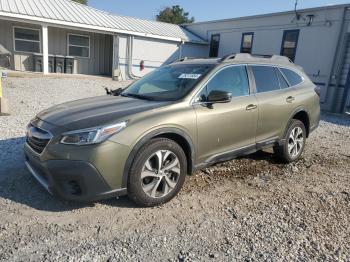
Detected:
left=25, top=54, right=320, bottom=206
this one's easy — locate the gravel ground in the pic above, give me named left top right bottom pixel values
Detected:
left=0, top=74, right=349, bottom=261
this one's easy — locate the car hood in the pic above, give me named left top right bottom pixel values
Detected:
left=37, top=95, right=171, bottom=131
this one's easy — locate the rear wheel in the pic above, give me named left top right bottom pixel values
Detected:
left=274, top=119, right=306, bottom=163
left=127, top=138, right=187, bottom=207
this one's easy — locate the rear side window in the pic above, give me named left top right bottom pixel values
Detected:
left=276, top=69, right=289, bottom=89
left=280, top=68, right=303, bottom=86
left=206, top=66, right=249, bottom=97
left=251, top=66, right=280, bottom=93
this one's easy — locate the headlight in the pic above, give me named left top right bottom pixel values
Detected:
left=60, top=121, right=127, bottom=145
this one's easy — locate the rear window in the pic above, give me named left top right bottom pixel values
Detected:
left=280, top=68, right=303, bottom=86
left=251, top=66, right=280, bottom=93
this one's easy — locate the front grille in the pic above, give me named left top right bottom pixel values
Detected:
left=26, top=125, right=52, bottom=154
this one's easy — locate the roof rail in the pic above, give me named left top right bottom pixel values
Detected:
left=270, top=55, right=293, bottom=63
left=219, top=53, right=237, bottom=62
left=220, top=53, right=292, bottom=64
left=170, top=57, right=198, bottom=63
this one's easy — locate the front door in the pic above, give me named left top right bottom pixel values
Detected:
left=193, top=65, right=258, bottom=163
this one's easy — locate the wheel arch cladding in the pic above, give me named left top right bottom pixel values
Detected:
left=122, top=128, right=196, bottom=188
left=292, top=110, right=310, bottom=137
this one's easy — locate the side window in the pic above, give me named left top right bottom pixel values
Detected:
left=14, top=27, right=40, bottom=53
left=251, top=66, right=280, bottom=93
left=68, top=34, right=90, bottom=58
left=280, top=68, right=303, bottom=86
left=206, top=66, right=249, bottom=97
left=275, top=68, right=289, bottom=89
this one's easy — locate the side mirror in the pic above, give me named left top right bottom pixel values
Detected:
left=207, top=90, right=232, bottom=104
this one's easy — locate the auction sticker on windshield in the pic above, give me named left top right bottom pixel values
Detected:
left=178, top=74, right=202, bottom=79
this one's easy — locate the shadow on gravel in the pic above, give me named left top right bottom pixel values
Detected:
left=0, top=137, right=138, bottom=212
left=242, top=150, right=278, bottom=163
left=321, top=113, right=350, bottom=127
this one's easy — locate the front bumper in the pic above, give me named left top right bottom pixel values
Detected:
left=24, top=143, right=128, bottom=201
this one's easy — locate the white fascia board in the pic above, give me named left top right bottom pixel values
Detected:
left=0, top=12, right=186, bottom=43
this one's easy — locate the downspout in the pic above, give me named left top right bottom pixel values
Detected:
left=326, top=7, right=348, bottom=112
left=112, top=34, right=120, bottom=80
left=127, top=36, right=140, bottom=80
left=179, top=40, right=185, bottom=58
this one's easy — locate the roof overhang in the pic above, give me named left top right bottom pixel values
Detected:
left=0, top=11, right=207, bottom=44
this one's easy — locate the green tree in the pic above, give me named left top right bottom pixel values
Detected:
left=71, top=0, right=88, bottom=5
left=156, top=5, right=195, bottom=24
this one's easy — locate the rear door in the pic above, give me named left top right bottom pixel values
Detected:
left=193, top=65, right=258, bottom=163
left=250, top=65, right=296, bottom=143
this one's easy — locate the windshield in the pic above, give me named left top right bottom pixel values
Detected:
left=121, top=64, right=214, bottom=101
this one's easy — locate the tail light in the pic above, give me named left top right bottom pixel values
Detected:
left=314, top=86, right=321, bottom=97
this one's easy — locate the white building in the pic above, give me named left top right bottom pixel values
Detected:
left=184, top=4, right=350, bottom=114
left=0, top=0, right=207, bottom=78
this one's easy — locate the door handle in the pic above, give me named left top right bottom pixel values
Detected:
left=286, top=96, right=295, bottom=103
left=246, top=104, right=257, bottom=111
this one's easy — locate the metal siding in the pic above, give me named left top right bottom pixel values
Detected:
left=187, top=7, right=345, bottom=84
left=340, top=34, right=350, bottom=86
left=48, top=28, right=113, bottom=75
left=0, top=20, right=41, bottom=71
left=0, top=20, right=112, bottom=75
left=0, top=19, right=14, bottom=69
left=0, top=0, right=205, bottom=43
left=182, top=42, right=209, bottom=57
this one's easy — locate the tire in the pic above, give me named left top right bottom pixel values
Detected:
left=274, top=119, right=306, bottom=163
left=127, top=138, right=187, bottom=207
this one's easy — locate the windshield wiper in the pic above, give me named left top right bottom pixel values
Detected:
left=121, top=93, right=155, bottom=101
left=105, top=87, right=123, bottom=96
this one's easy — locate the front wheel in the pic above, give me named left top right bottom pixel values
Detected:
left=127, top=138, right=187, bottom=207
left=274, top=119, right=306, bottom=163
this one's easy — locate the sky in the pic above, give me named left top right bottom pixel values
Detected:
left=88, top=0, right=350, bottom=22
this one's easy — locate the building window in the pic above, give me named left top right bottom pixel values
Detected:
left=209, top=34, right=220, bottom=57
left=240, top=32, right=254, bottom=53
left=68, top=34, right=90, bottom=58
left=14, top=27, right=40, bottom=53
left=280, top=30, right=299, bottom=62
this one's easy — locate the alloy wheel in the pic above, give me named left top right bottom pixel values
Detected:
left=141, top=150, right=181, bottom=198
left=288, top=126, right=304, bottom=158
